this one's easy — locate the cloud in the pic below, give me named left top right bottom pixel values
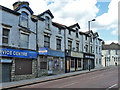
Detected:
left=94, top=0, right=119, bottom=34
left=111, top=29, right=118, bottom=35
left=47, top=0, right=99, bottom=32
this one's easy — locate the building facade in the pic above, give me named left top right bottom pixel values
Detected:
left=0, top=1, right=103, bottom=82
left=102, top=42, right=120, bottom=67
left=0, top=2, right=37, bottom=82
left=65, top=23, right=83, bottom=73
left=37, top=10, right=65, bottom=76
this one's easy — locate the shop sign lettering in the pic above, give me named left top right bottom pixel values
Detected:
left=0, top=48, right=37, bottom=59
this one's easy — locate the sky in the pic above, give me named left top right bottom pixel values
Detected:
left=0, top=0, right=119, bottom=44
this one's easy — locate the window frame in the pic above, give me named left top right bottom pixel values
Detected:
left=2, top=28, right=10, bottom=45
left=68, top=40, right=72, bottom=50
left=20, top=12, right=29, bottom=28
left=76, top=42, right=79, bottom=52
left=20, top=33, right=29, bottom=48
left=56, top=39, right=61, bottom=50
left=44, top=35, right=50, bottom=48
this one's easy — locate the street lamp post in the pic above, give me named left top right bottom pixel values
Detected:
left=88, top=19, right=95, bottom=71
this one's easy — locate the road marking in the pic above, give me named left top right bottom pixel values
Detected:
left=106, top=84, right=117, bottom=90
left=59, top=82, right=79, bottom=88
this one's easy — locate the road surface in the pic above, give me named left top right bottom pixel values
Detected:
left=14, top=66, right=119, bottom=89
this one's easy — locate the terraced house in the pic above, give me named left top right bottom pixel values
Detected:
left=0, top=1, right=103, bottom=82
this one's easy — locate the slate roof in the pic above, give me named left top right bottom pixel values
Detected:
left=102, top=42, right=120, bottom=50
left=68, top=23, right=80, bottom=29
left=52, top=22, right=66, bottom=29
left=0, top=5, right=20, bottom=15
left=38, top=9, right=54, bottom=19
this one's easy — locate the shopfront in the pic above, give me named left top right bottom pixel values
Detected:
left=38, top=47, right=65, bottom=76
left=0, top=47, right=37, bottom=82
left=65, top=50, right=83, bottom=73
left=83, top=53, right=95, bottom=70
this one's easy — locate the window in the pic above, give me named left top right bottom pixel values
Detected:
left=2, top=28, right=9, bottom=44
left=44, top=36, right=50, bottom=48
left=78, top=59, right=81, bottom=68
left=20, top=33, right=29, bottom=48
left=85, top=36, right=87, bottom=40
left=58, top=28, right=61, bottom=34
left=91, top=46, right=92, bottom=53
left=108, top=50, right=111, bottom=54
left=71, top=59, right=74, bottom=68
left=68, top=40, right=72, bottom=50
left=96, top=47, right=98, bottom=54
left=76, top=43, right=79, bottom=52
left=99, top=47, right=101, bottom=54
left=56, top=39, right=61, bottom=50
left=76, top=28, right=78, bottom=38
left=115, top=50, right=118, bottom=55
left=40, top=62, right=47, bottom=69
left=20, top=12, right=28, bottom=28
left=86, top=45, right=88, bottom=52
left=45, top=16, right=50, bottom=29
left=69, top=30, right=71, bottom=35
left=96, top=58, right=98, bottom=64
left=99, top=59, right=101, bottom=64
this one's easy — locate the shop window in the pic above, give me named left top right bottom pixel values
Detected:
left=71, top=59, right=74, bottom=68
left=20, top=12, right=28, bottom=28
left=20, top=33, right=29, bottom=48
left=78, top=59, right=81, bottom=68
left=40, top=62, right=47, bottom=69
left=48, top=61, right=52, bottom=71
left=2, top=28, right=9, bottom=44
left=54, top=59, right=59, bottom=70
left=15, top=59, right=32, bottom=75
left=44, top=35, right=50, bottom=48
left=56, top=39, right=61, bottom=50
left=68, top=40, right=72, bottom=50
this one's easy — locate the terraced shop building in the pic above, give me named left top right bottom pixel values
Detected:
left=0, top=2, right=37, bottom=82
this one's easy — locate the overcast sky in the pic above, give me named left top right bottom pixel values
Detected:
left=0, top=0, right=119, bottom=44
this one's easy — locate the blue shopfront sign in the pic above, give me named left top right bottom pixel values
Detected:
left=0, top=48, right=37, bottom=59
left=38, top=47, right=65, bottom=57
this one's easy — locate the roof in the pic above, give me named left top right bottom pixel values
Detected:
left=38, top=9, right=54, bottom=19
left=0, top=5, right=20, bottom=16
left=68, top=23, right=80, bottom=29
left=52, top=22, right=66, bottom=29
left=102, top=42, right=120, bottom=50
left=84, top=30, right=93, bottom=35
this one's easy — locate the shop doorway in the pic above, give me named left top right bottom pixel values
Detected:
left=75, top=58, right=77, bottom=71
left=1, top=64, right=11, bottom=82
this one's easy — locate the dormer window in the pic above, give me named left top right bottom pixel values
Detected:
left=45, top=16, right=50, bottom=30
left=20, top=12, right=28, bottom=28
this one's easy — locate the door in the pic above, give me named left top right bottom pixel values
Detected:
left=75, top=58, right=77, bottom=71
left=1, top=64, right=11, bottom=82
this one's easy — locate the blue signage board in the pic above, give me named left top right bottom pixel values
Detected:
left=38, top=47, right=48, bottom=55
left=38, top=47, right=65, bottom=57
left=0, top=48, right=37, bottom=59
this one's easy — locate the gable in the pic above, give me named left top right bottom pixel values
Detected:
left=14, top=3, right=33, bottom=14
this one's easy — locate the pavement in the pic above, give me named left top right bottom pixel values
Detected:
left=1, top=66, right=111, bottom=90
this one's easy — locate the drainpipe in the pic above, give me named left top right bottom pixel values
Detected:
left=36, top=19, right=39, bottom=78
